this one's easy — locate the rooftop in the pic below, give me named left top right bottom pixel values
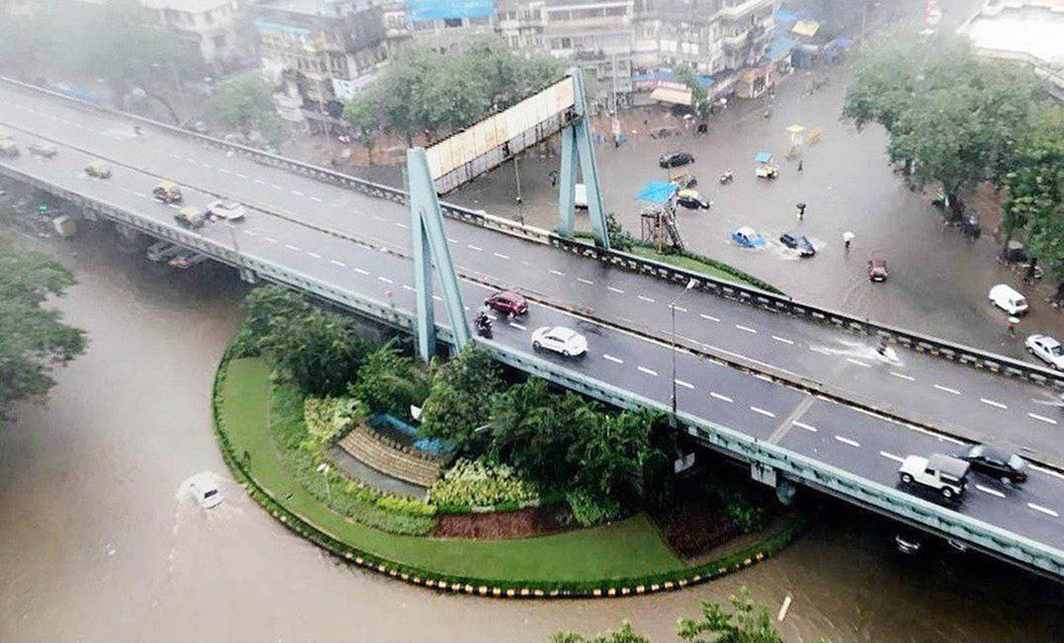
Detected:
left=141, top=0, right=235, bottom=11
left=961, top=1, right=1064, bottom=67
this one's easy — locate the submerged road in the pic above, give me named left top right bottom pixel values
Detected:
left=1, top=100, right=1063, bottom=559
left=2, top=81, right=1063, bottom=468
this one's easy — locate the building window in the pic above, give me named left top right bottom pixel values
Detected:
left=444, top=18, right=462, bottom=28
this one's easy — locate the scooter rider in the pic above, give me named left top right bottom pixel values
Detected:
left=473, top=307, right=493, bottom=336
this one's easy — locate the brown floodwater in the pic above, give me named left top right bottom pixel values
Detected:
left=0, top=222, right=1061, bottom=643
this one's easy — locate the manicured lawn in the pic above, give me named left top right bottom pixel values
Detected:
left=221, top=357, right=686, bottom=582
left=628, top=246, right=763, bottom=288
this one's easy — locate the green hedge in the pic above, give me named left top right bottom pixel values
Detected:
left=213, top=348, right=809, bottom=596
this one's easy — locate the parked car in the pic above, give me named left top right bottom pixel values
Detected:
left=868, top=257, right=889, bottom=282
left=731, top=226, right=765, bottom=248
left=898, top=454, right=970, bottom=502
left=169, top=251, right=209, bottom=269
left=658, top=151, right=694, bottom=168
left=146, top=240, right=184, bottom=263
left=153, top=180, right=183, bottom=203
left=174, top=206, right=207, bottom=229
left=989, top=284, right=1028, bottom=316
left=676, top=189, right=710, bottom=210
left=779, top=232, right=815, bottom=257
left=188, top=473, right=223, bottom=509
left=1026, top=334, right=1064, bottom=370
left=531, top=326, right=588, bottom=357
left=484, top=290, right=528, bottom=317
left=0, top=140, right=19, bottom=158
left=27, top=142, right=57, bottom=158
left=206, top=199, right=247, bottom=221
left=85, top=160, right=112, bottom=178
left=956, top=444, right=1028, bottom=484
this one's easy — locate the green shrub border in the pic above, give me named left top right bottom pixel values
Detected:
left=213, top=346, right=809, bottom=598
left=572, top=232, right=785, bottom=296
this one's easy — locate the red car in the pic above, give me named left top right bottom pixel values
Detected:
left=868, top=257, right=889, bottom=282
left=484, top=290, right=528, bottom=317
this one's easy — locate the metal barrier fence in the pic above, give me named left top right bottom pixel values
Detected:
left=5, top=161, right=1062, bottom=580
left=4, top=76, right=1064, bottom=391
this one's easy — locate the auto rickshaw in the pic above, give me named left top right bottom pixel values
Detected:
left=174, top=206, right=207, bottom=229
left=153, top=180, right=182, bottom=203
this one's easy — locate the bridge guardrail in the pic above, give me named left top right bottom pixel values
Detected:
left=5, top=163, right=1060, bottom=580
left=5, top=76, right=1064, bottom=391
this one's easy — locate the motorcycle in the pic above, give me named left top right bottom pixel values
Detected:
left=473, top=313, right=493, bottom=339
left=719, top=171, right=734, bottom=185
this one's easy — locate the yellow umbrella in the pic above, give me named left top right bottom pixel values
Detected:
left=786, top=124, right=806, bottom=134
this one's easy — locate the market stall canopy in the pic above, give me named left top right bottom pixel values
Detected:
left=754, top=151, right=774, bottom=164
left=636, top=180, right=678, bottom=204
left=792, top=19, right=820, bottom=38
left=649, top=86, right=692, bottom=106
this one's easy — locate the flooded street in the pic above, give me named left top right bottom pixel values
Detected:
left=1, top=224, right=1061, bottom=642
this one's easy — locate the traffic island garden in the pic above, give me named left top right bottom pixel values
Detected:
left=213, top=286, right=806, bottom=596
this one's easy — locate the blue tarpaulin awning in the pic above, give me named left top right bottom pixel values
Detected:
left=767, top=36, right=798, bottom=61
left=636, top=180, right=677, bottom=204
left=631, top=68, right=714, bottom=88
left=754, top=151, right=773, bottom=164
left=774, top=9, right=799, bottom=24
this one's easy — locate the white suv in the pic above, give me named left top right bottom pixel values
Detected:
left=1026, top=334, right=1064, bottom=370
left=531, top=326, right=588, bottom=358
left=898, top=454, right=970, bottom=502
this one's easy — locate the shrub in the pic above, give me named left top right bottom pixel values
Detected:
left=350, top=341, right=429, bottom=421
left=303, top=396, right=363, bottom=447
left=720, top=489, right=769, bottom=534
left=566, top=488, right=623, bottom=527
left=429, top=458, right=540, bottom=509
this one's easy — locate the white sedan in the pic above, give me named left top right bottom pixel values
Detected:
left=531, top=326, right=588, bottom=358
left=206, top=199, right=247, bottom=221
left=1026, top=334, right=1064, bottom=370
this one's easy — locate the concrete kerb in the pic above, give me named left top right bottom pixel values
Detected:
left=211, top=349, right=807, bottom=599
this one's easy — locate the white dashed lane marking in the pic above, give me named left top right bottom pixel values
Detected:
left=292, top=190, right=305, bottom=197
left=879, top=451, right=904, bottom=463
left=550, top=269, right=566, bottom=277
left=772, top=336, right=794, bottom=345
left=493, top=252, right=510, bottom=260
left=285, top=244, right=300, bottom=251
left=603, top=354, right=624, bottom=364
left=608, top=287, right=625, bottom=294
left=354, top=268, right=370, bottom=276
left=846, top=358, right=870, bottom=368
left=1028, top=413, right=1058, bottom=425
left=980, top=398, right=1007, bottom=410
left=378, top=276, right=393, bottom=284
left=1028, top=503, right=1059, bottom=518
left=700, top=313, right=720, bottom=322
left=578, top=278, right=595, bottom=286
left=834, top=436, right=861, bottom=448
left=310, top=196, right=323, bottom=202
left=468, top=245, right=483, bottom=252
left=330, top=259, right=345, bottom=267
left=890, top=371, right=915, bottom=381
left=793, top=421, right=817, bottom=433
left=306, top=252, right=321, bottom=259
left=750, top=406, right=776, bottom=418
left=674, top=379, right=695, bottom=390
left=736, top=324, right=757, bottom=334
left=509, top=322, right=526, bottom=330
left=671, top=306, right=688, bottom=313
left=263, top=237, right=277, bottom=244
left=710, top=392, right=733, bottom=403
left=402, top=285, right=415, bottom=291
left=395, top=222, right=408, bottom=229
left=638, top=295, right=655, bottom=303
left=976, top=485, right=1006, bottom=498
left=637, top=366, right=659, bottom=377
left=934, top=384, right=961, bottom=395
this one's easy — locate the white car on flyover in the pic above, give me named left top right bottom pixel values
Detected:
left=1026, top=334, right=1064, bottom=370
left=206, top=199, right=247, bottom=221
left=531, top=326, right=588, bottom=358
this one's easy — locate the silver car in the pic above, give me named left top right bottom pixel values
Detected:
left=531, top=326, right=588, bottom=358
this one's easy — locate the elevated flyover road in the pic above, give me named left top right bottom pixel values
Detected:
left=2, top=132, right=1063, bottom=567
left=2, top=81, right=1064, bottom=468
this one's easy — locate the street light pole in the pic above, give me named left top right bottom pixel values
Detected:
left=670, top=279, right=697, bottom=420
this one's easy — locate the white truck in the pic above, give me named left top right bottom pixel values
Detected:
left=898, top=454, right=970, bottom=502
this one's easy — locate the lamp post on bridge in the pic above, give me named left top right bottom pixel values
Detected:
left=670, top=279, right=697, bottom=420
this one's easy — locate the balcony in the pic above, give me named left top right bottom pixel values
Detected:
left=720, top=0, right=774, bottom=21
left=721, top=31, right=750, bottom=50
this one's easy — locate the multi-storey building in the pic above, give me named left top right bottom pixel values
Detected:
left=143, top=0, right=245, bottom=69
left=539, top=0, right=635, bottom=106
left=253, top=0, right=387, bottom=127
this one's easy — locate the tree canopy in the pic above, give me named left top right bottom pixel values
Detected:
left=551, top=623, right=650, bottom=643
left=208, top=72, right=285, bottom=144
left=1003, top=107, right=1064, bottom=275
left=239, top=286, right=372, bottom=396
left=418, top=344, right=506, bottom=456
left=843, top=31, right=1040, bottom=204
left=0, top=236, right=87, bottom=425
left=677, top=587, right=782, bottom=643
left=344, top=38, right=562, bottom=145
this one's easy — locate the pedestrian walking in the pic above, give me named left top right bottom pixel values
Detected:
left=1008, top=316, right=1019, bottom=336
left=797, top=159, right=804, bottom=173
left=796, top=202, right=806, bottom=221
left=843, top=231, right=854, bottom=251
left=549, top=170, right=559, bottom=187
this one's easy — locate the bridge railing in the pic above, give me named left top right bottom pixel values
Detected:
left=4, top=160, right=1061, bottom=580
left=5, top=76, right=1064, bottom=390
